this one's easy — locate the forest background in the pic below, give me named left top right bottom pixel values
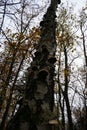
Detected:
left=0, top=0, right=87, bottom=130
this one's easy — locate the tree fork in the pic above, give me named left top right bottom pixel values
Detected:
left=5, top=0, right=61, bottom=130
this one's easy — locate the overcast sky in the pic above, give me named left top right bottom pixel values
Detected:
left=34, top=0, right=87, bottom=18
left=33, top=0, right=87, bottom=26
left=35, top=0, right=87, bottom=11
left=61, top=0, right=86, bottom=11
left=62, top=0, right=86, bottom=6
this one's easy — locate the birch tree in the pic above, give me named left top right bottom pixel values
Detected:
left=5, top=0, right=61, bottom=130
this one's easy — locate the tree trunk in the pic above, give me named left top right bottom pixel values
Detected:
left=80, top=22, right=87, bottom=130
left=58, top=54, right=65, bottom=130
left=63, top=46, right=73, bottom=130
left=6, top=1, right=61, bottom=130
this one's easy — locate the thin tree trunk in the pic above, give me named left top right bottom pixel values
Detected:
left=80, top=22, right=87, bottom=130
left=58, top=53, right=65, bottom=130
left=63, top=46, right=73, bottom=130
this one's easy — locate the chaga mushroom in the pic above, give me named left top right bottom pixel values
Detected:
left=37, top=69, right=49, bottom=80
left=42, top=45, right=49, bottom=54
left=48, top=56, right=56, bottom=64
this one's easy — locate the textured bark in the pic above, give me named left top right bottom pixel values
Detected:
left=6, top=1, right=61, bottom=130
